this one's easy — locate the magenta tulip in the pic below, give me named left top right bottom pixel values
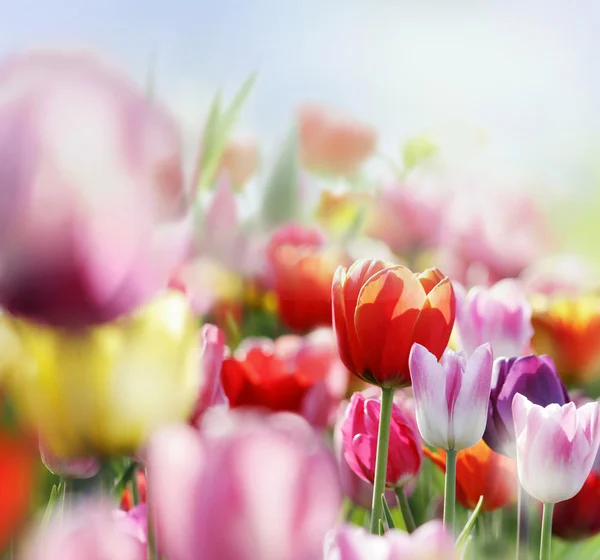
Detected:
left=0, top=50, right=191, bottom=327
left=341, top=391, right=422, bottom=488
left=512, top=394, right=600, bottom=503
left=147, top=410, right=342, bottom=560
left=409, top=343, right=493, bottom=451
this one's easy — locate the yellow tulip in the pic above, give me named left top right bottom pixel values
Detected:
left=1, top=291, right=200, bottom=457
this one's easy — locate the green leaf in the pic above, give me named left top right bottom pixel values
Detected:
left=260, top=126, right=300, bottom=228
left=552, top=533, right=600, bottom=560
left=378, top=518, right=385, bottom=536
left=381, top=494, right=396, bottom=530
left=41, top=484, right=61, bottom=528
left=196, top=73, right=257, bottom=191
left=455, top=495, right=484, bottom=551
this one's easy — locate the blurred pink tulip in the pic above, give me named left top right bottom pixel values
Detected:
left=512, top=394, right=600, bottom=503
left=409, top=343, right=493, bottom=451
left=189, top=323, right=229, bottom=427
left=455, top=279, right=533, bottom=358
left=147, top=411, right=342, bottom=560
left=324, top=521, right=456, bottom=560
left=217, top=136, right=258, bottom=188
left=520, top=255, right=599, bottom=296
left=22, top=500, right=146, bottom=560
left=39, top=439, right=99, bottom=479
left=341, top=391, right=422, bottom=489
left=365, top=180, right=445, bottom=255
left=298, top=104, right=376, bottom=176
left=0, top=50, right=191, bottom=327
left=439, top=187, right=550, bottom=286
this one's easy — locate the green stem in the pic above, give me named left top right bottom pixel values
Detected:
left=517, top=482, right=530, bottom=560
left=394, top=486, right=416, bottom=533
left=539, top=503, right=554, bottom=560
left=369, top=387, right=394, bottom=534
left=443, top=448, right=457, bottom=535
left=131, top=464, right=141, bottom=506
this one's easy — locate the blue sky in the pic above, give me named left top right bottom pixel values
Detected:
left=3, top=0, right=600, bottom=195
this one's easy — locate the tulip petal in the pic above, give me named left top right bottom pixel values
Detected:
left=412, top=277, right=456, bottom=362
left=409, top=343, right=449, bottom=448
left=355, top=266, right=425, bottom=385
left=452, top=343, right=493, bottom=450
left=416, top=268, right=446, bottom=295
left=332, top=266, right=354, bottom=372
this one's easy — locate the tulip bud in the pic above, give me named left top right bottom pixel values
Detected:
left=512, top=394, right=600, bottom=503
left=0, top=50, right=191, bottom=327
left=3, top=291, right=200, bottom=457
left=147, top=411, right=342, bottom=560
left=409, top=343, right=493, bottom=451
left=39, top=439, right=99, bottom=479
left=324, top=521, right=456, bottom=560
left=332, top=260, right=456, bottom=388
left=484, top=355, right=568, bottom=458
left=455, top=279, right=533, bottom=358
left=340, top=392, right=422, bottom=489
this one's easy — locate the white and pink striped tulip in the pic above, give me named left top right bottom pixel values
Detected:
left=512, top=394, right=600, bottom=504
left=409, top=343, right=493, bottom=451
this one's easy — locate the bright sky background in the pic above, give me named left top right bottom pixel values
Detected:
left=3, top=0, right=600, bottom=198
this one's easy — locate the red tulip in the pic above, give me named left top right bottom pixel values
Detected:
left=121, top=470, right=147, bottom=512
left=332, top=259, right=456, bottom=387
left=267, top=224, right=344, bottom=333
left=221, top=329, right=348, bottom=428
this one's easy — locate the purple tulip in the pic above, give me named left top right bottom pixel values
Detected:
left=39, top=439, right=99, bottom=479
left=484, top=355, right=569, bottom=458
left=513, top=394, right=600, bottom=503
left=324, top=521, right=456, bottom=560
left=147, top=410, right=342, bottom=560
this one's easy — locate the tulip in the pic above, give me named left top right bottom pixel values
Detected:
left=552, top=454, right=600, bottom=540
left=147, top=411, right=342, bottom=560
left=409, top=344, right=493, bottom=452
left=512, top=394, right=600, bottom=560
left=332, top=259, right=456, bottom=388
left=3, top=291, right=200, bottom=457
left=530, top=294, right=600, bottom=384
left=0, top=428, right=35, bottom=553
left=484, top=355, right=568, bottom=459
left=22, top=500, right=146, bottom=560
left=409, top=343, right=493, bottom=533
left=121, top=470, right=147, bottom=512
left=39, top=439, right=99, bottom=479
left=0, top=50, right=191, bottom=327
left=221, top=329, right=347, bottom=429
left=341, top=392, right=422, bottom=489
left=323, top=521, right=456, bottom=560
left=217, top=136, right=258, bottom=188
left=189, top=324, right=228, bottom=427
left=298, top=104, right=376, bottom=176
left=424, top=439, right=517, bottom=512
left=455, top=279, right=533, bottom=359
left=521, top=255, right=597, bottom=297
left=267, top=224, right=345, bottom=333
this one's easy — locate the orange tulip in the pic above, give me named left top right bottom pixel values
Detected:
left=0, top=428, right=35, bottom=551
left=332, top=260, right=455, bottom=388
left=298, top=104, right=376, bottom=176
left=217, top=136, right=258, bottom=189
left=530, top=295, right=600, bottom=384
left=424, top=439, right=517, bottom=512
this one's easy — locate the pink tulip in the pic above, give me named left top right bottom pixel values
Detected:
left=189, top=323, right=229, bottom=427
left=147, top=410, right=342, bottom=560
left=341, top=391, right=422, bottom=488
left=512, top=394, right=600, bottom=503
left=298, top=104, right=376, bottom=176
left=22, top=500, right=146, bottom=560
left=39, top=439, right=99, bottom=479
left=409, top=343, right=493, bottom=451
left=0, top=50, right=191, bottom=327
left=324, top=521, right=456, bottom=560
left=455, top=279, right=533, bottom=358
